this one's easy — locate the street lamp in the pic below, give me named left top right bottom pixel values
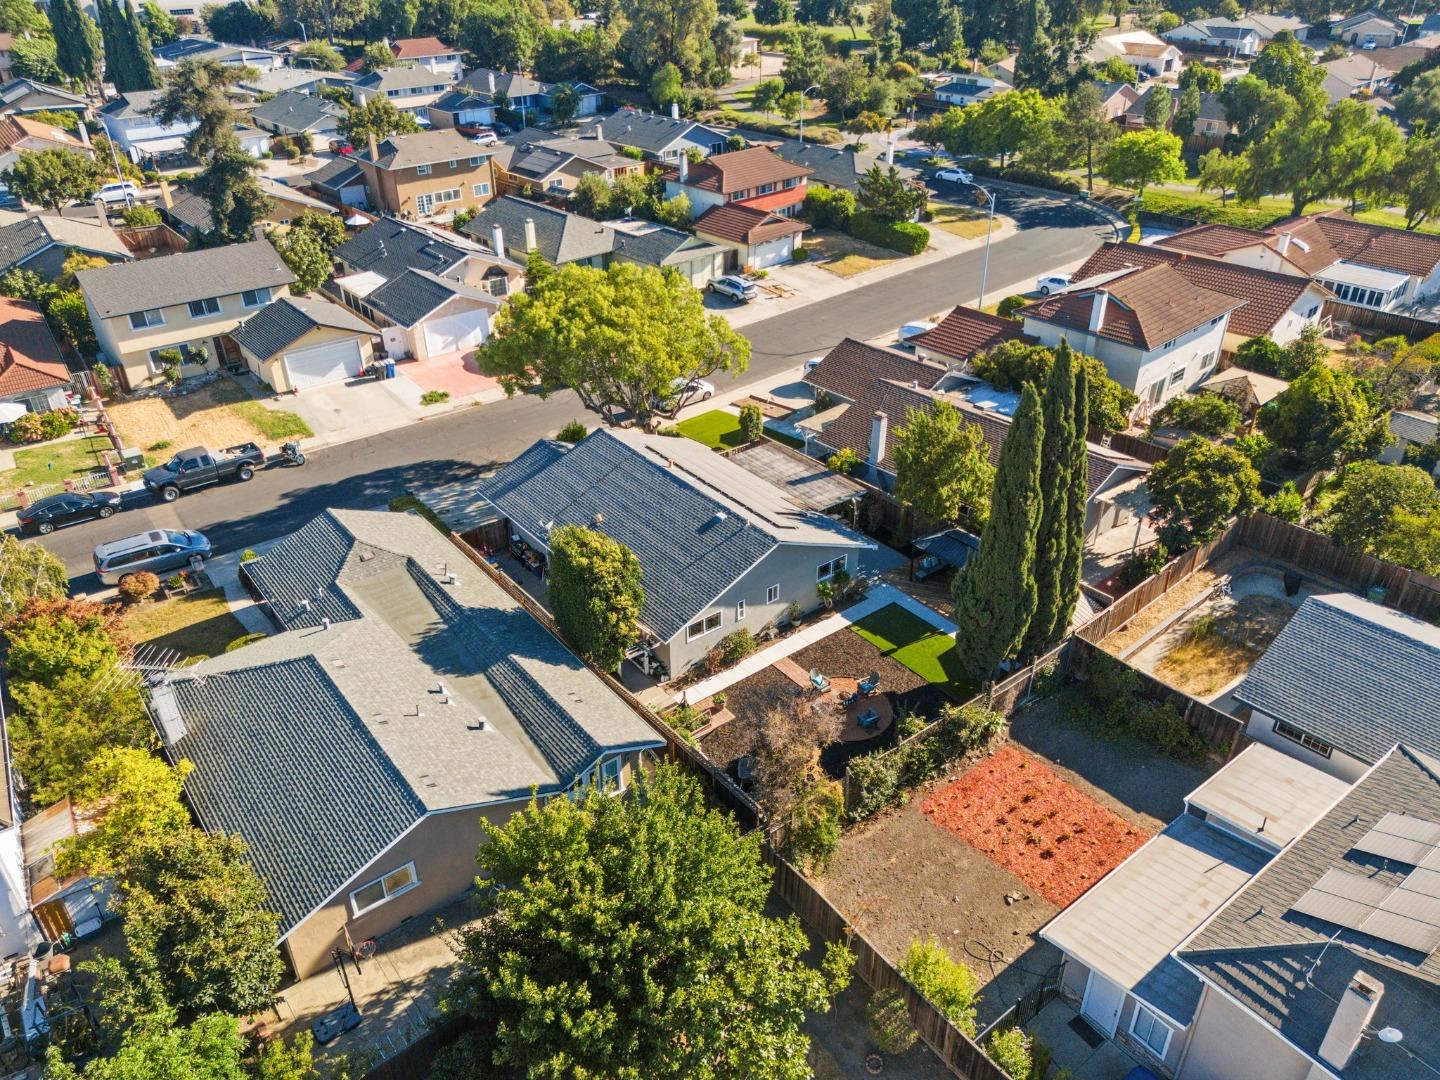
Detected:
left=797, top=84, right=820, bottom=146
left=293, top=18, right=307, bottom=43
left=961, top=176, right=996, bottom=309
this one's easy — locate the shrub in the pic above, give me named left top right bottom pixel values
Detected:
left=847, top=750, right=902, bottom=821
left=718, top=627, right=756, bottom=666
left=739, top=402, right=765, bottom=443
left=1264, top=480, right=1304, bottom=523
left=791, top=247, right=810, bottom=262
left=8, top=407, right=75, bottom=444
left=996, top=294, right=1029, bottom=319
left=90, top=364, right=115, bottom=397
left=1117, top=543, right=1168, bottom=591
left=225, top=632, right=268, bottom=652
left=117, top=571, right=159, bottom=604
left=784, top=777, right=844, bottom=871
left=849, top=212, right=928, bottom=255
left=7, top=412, right=44, bottom=443
left=899, top=937, right=978, bottom=1036
left=967, top=160, right=1082, bottom=194
left=1075, top=652, right=1208, bottom=760
left=827, top=447, right=859, bottom=475
left=556, top=420, right=588, bottom=443
left=419, top=389, right=450, bottom=405
left=239, top=548, right=259, bottom=562
left=1152, top=394, right=1242, bottom=436
left=866, top=988, right=918, bottom=1054
left=987, top=1026, right=1033, bottom=1079
left=148, top=440, right=172, bottom=452
left=847, top=702, right=1004, bottom=821
left=802, top=185, right=856, bottom=230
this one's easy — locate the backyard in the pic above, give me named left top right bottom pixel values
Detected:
left=122, top=588, right=259, bottom=661
left=851, top=603, right=974, bottom=700
left=674, top=410, right=803, bottom=450
left=108, top=379, right=312, bottom=452
left=1150, top=593, right=1296, bottom=697
left=0, top=434, right=114, bottom=493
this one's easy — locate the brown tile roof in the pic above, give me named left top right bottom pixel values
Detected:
left=0, top=115, right=88, bottom=153
left=0, top=297, right=68, bottom=397
left=390, top=36, right=454, bottom=58
left=910, top=306, right=1029, bottom=361
left=803, top=337, right=945, bottom=402
left=667, top=146, right=812, bottom=194
left=1018, top=264, right=1241, bottom=350
left=1285, top=210, right=1440, bottom=279
left=693, top=203, right=807, bottom=245
left=1074, top=241, right=1321, bottom=340
left=1154, top=222, right=1275, bottom=258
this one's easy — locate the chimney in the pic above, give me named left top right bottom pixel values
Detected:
left=869, top=410, right=888, bottom=467
left=670, top=101, right=680, bottom=120
left=679, top=153, right=688, bottom=182
left=885, top=137, right=895, bottom=165
left=523, top=217, right=537, bottom=252
left=487, top=71, right=496, bottom=94
left=1088, top=291, right=1108, bottom=335
left=367, top=131, right=378, bottom=161
left=158, top=178, right=173, bottom=209
left=1319, top=971, right=1385, bottom=1071
left=594, top=120, right=604, bottom=141
left=490, top=223, right=505, bottom=257
left=1276, top=230, right=1293, bottom=256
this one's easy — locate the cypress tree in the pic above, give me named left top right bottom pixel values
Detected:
left=1024, top=340, right=1077, bottom=657
left=1051, top=363, right=1090, bottom=642
left=99, top=0, right=124, bottom=92
left=952, top=383, right=1045, bottom=686
left=124, top=0, right=161, bottom=91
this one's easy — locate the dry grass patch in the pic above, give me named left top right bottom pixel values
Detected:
left=109, top=380, right=307, bottom=451
left=927, top=203, right=1000, bottom=239
left=804, top=230, right=904, bottom=278
left=1154, top=594, right=1297, bottom=697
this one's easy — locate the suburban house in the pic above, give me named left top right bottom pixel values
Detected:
left=153, top=36, right=284, bottom=70
left=0, top=211, right=132, bottom=277
left=1071, top=241, right=1330, bottom=349
left=304, top=156, right=368, bottom=209
left=931, top=72, right=1009, bottom=106
left=76, top=240, right=296, bottom=390
left=1234, top=13, right=1312, bottom=42
left=1156, top=211, right=1440, bottom=313
left=909, top=305, right=1028, bottom=365
left=1380, top=409, right=1439, bottom=475
left=231, top=293, right=378, bottom=392
left=0, top=79, right=89, bottom=118
left=158, top=176, right=337, bottom=239
left=1092, top=80, right=1143, bottom=121
left=351, top=130, right=497, bottom=218
left=574, top=107, right=728, bottom=162
left=1086, top=30, right=1184, bottom=77
left=151, top=508, right=665, bottom=979
left=22, top=797, right=118, bottom=942
left=1230, top=592, right=1440, bottom=782
left=0, top=750, right=38, bottom=964
left=1016, top=264, right=1240, bottom=414
left=0, top=115, right=92, bottom=175
left=438, top=68, right=603, bottom=126
left=248, top=91, right=345, bottom=139
left=1330, top=8, right=1407, bottom=47
left=350, top=66, right=455, bottom=118
left=98, top=90, right=195, bottom=165
left=1322, top=54, right=1394, bottom=103
left=238, top=66, right=357, bottom=97
left=802, top=338, right=1150, bottom=540
left=1174, top=743, right=1440, bottom=1080
left=1119, top=86, right=1177, bottom=129
left=388, top=36, right=465, bottom=76
left=488, top=130, right=643, bottom=197
left=1189, top=92, right=1235, bottom=140
left=1196, top=367, right=1290, bottom=419
left=663, top=146, right=812, bottom=220
left=0, top=296, right=74, bottom=413
left=756, top=136, right=922, bottom=195
left=1041, top=743, right=1349, bottom=1078
left=475, top=428, right=876, bottom=675
left=604, top=218, right=730, bottom=287
left=1162, top=19, right=1262, bottom=57
left=693, top=203, right=809, bottom=271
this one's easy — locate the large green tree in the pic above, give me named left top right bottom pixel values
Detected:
left=546, top=524, right=645, bottom=672
left=780, top=24, right=826, bottom=91
left=1249, top=31, right=1322, bottom=98
left=1024, top=341, right=1079, bottom=655
left=150, top=58, right=252, bottom=159
left=1259, top=365, right=1391, bottom=468
left=480, top=260, right=749, bottom=426
left=1391, top=135, right=1440, bottom=230
left=951, top=384, right=1044, bottom=684
left=460, top=0, right=542, bottom=72
left=122, top=0, right=160, bottom=90
left=56, top=749, right=193, bottom=880
left=12, top=38, right=63, bottom=83
left=1146, top=436, right=1262, bottom=549
left=1060, top=82, right=1116, bottom=193
left=189, top=134, right=270, bottom=246
left=3, top=149, right=107, bottom=212
left=890, top=400, right=995, bottom=527
left=620, top=0, right=717, bottom=81
left=52, top=0, right=103, bottom=91
left=1323, top=461, right=1440, bottom=554
left=1100, top=128, right=1185, bottom=196
left=433, top=765, right=851, bottom=1080
left=139, top=0, right=178, bottom=44
left=972, top=339, right=1137, bottom=433
left=339, top=94, right=421, bottom=144
left=0, top=535, right=67, bottom=617
left=1053, top=363, right=1089, bottom=643
left=856, top=163, right=925, bottom=224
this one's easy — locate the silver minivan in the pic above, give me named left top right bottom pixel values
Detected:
left=93, top=529, right=211, bottom=585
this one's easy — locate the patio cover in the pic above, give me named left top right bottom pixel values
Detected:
left=914, top=529, right=980, bottom=570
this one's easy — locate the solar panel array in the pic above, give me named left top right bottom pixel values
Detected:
left=1290, top=813, right=1440, bottom=955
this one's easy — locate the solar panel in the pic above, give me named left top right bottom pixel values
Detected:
left=1373, top=813, right=1440, bottom=847
left=1360, top=910, right=1440, bottom=955
left=1406, top=868, right=1440, bottom=898
left=1352, top=814, right=1440, bottom=866
left=1292, top=889, right=1376, bottom=931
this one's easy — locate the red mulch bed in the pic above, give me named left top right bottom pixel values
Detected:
left=920, top=745, right=1152, bottom=907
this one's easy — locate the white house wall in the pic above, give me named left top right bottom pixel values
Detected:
left=0, top=824, right=36, bottom=958
left=1177, top=983, right=1313, bottom=1080
left=1021, top=314, right=1226, bottom=405
left=1241, top=709, right=1371, bottom=783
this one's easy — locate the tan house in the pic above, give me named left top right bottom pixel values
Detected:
left=159, top=176, right=339, bottom=240
left=76, top=240, right=296, bottom=390
left=0, top=115, right=92, bottom=175
left=151, top=509, right=665, bottom=979
left=353, top=130, right=498, bottom=219
left=231, top=294, right=378, bottom=392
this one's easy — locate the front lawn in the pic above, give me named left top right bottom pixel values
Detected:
left=927, top=203, right=994, bottom=239
left=228, top=400, right=314, bottom=440
left=123, top=588, right=260, bottom=661
left=108, top=379, right=313, bottom=450
left=803, top=230, right=905, bottom=278
left=851, top=604, right=976, bottom=699
left=675, top=411, right=804, bottom=451
left=0, top=435, right=114, bottom=491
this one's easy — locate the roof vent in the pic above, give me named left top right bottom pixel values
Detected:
left=298, top=598, right=312, bottom=612
left=321, top=617, right=331, bottom=631
left=593, top=512, right=604, bottom=526
left=471, top=717, right=488, bottom=732
left=359, top=549, right=375, bottom=562
left=714, top=510, right=728, bottom=523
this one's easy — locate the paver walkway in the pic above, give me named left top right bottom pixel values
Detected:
left=773, top=656, right=811, bottom=687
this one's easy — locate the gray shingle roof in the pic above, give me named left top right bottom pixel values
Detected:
left=606, top=221, right=724, bottom=268
left=164, top=189, right=215, bottom=233
left=363, top=268, right=458, bottom=326
left=575, top=107, right=726, bottom=155
left=431, top=88, right=491, bottom=113
left=761, top=136, right=921, bottom=192
left=99, top=90, right=167, bottom=120
left=356, top=129, right=490, bottom=170
left=354, top=66, right=452, bottom=92
left=1232, top=592, right=1440, bottom=764
left=456, top=68, right=555, bottom=100
left=0, top=217, right=58, bottom=271
left=463, top=196, right=615, bottom=265
left=1178, top=746, right=1440, bottom=1080
left=1391, top=409, right=1439, bottom=446
left=76, top=239, right=295, bottom=319
left=250, top=90, right=341, bottom=133
left=306, top=156, right=364, bottom=191
left=334, top=217, right=468, bottom=281
left=231, top=294, right=375, bottom=361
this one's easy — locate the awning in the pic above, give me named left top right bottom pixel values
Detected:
left=333, top=270, right=386, bottom=298
left=914, top=529, right=980, bottom=570
left=0, top=402, right=28, bottom=423
left=133, top=135, right=188, bottom=155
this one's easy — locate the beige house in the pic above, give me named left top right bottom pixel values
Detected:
left=231, top=294, right=378, bottom=392
left=76, top=240, right=296, bottom=390
left=353, top=130, right=498, bottom=219
left=151, top=509, right=665, bottom=979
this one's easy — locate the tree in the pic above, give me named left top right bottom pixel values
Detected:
left=972, top=339, right=1137, bottom=433
left=0, top=534, right=67, bottom=617
left=753, top=0, right=792, bottom=23
left=1179, top=62, right=1221, bottom=94
left=780, top=25, right=826, bottom=91
left=122, top=0, right=161, bottom=90
left=294, top=39, right=343, bottom=69
left=753, top=77, right=785, bottom=117
left=1196, top=148, right=1244, bottom=204
left=1025, top=341, right=1080, bottom=655
left=1141, top=85, right=1171, bottom=129
left=739, top=401, right=764, bottom=442
left=360, top=41, right=394, bottom=72
left=1347, top=335, right=1434, bottom=411
left=1095, top=55, right=1134, bottom=83
left=189, top=134, right=270, bottom=245
left=1147, top=437, right=1261, bottom=549
left=1259, top=365, right=1390, bottom=468
left=339, top=94, right=420, bottom=143
left=1152, top=393, right=1242, bottom=435
left=459, top=0, right=542, bottom=72
left=139, top=0, right=179, bottom=43
left=961, top=89, right=1057, bottom=167
left=620, top=0, right=718, bottom=83
left=433, top=765, right=852, bottom=1079
left=3, top=149, right=106, bottom=212
left=375, top=0, right=419, bottom=38
left=856, top=163, right=925, bottom=224
left=1060, top=82, right=1116, bottom=192
left=43, top=1013, right=253, bottom=1080
left=1323, top=461, right=1440, bottom=554
left=1053, top=362, right=1089, bottom=641
left=274, top=228, right=330, bottom=293
left=1392, top=135, right=1440, bottom=230
left=649, top=61, right=683, bottom=109
left=52, top=0, right=104, bottom=90
left=549, top=82, right=580, bottom=123
left=151, top=58, right=250, bottom=160
left=1240, top=89, right=1332, bottom=217
left=55, top=750, right=193, bottom=880
left=1376, top=506, right=1440, bottom=575
left=1249, top=31, right=1321, bottom=98
left=0, top=0, right=48, bottom=35
left=1233, top=334, right=1286, bottom=376
left=777, top=90, right=803, bottom=122
left=1100, top=128, right=1184, bottom=196
left=546, top=525, right=644, bottom=671
left=1320, top=100, right=1402, bottom=213
left=891, top=401, right=995, bottom=527
left=1220, top=74, right=1292, bottom=144
left=480, top=261, right=750, bottom=426
left=120, top=203, right=161, bottom=226
left=47, top=289, right=99, bottom=358
left=951, top=384, right=1044, bottom=684
left=1172, top=81, right=1201, bottom=136
left=12, top=38, right=63, bottom=83
left=1395, top=66, right=1440, bottom=130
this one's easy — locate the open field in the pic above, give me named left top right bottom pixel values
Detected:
left=109, top=380, right=312, bottom=452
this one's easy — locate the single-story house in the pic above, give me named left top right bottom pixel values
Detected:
left=693, top=203, right=808, bottom=271
left=231, top=294, right=378, bottom=392
left=1086, top=30, right=1184, bottom=76
left=909, top=305, right=1028, bottom=365
left=0, top=295, right=72, bottom=412
left=249, top=91, right=345, bottom=139
left=1234, top=13, right=1312, bottom=42
left=1380, top=409, right=1439, bottom=474
left=487, top=129, right=643, bottom=198
left=0, top=211, right=131, bottom=277
left=0, top=79, right=89, bottom=118
left=23, top=797, right=118, bottom=941
left=573, top=107, right=728, bottom=162
left=1231, top=591, right=1440, bottom=782
left=153, top=36, right=284, bottom=70
left=0, top=115, right=93, bottom=176
left=238, top=66, right=357, bottom=98
left=1321, top=54, right=1394, bottom=103
left=434, top=69, right=603, bottom=128
left=931, top=72, right=1008, bottom=106
left=757, top=136, right=923, bottom=195
left=475, top=428, right=876, bottom=675
left=604, top=218, right=729, bottom=288
left=154, top=508, right=665, bottom=978
left=1330, top=8, right=1406, bottom=47
left=1162, top=19, right=1262, bottom=57
left=159, top=175, right=337, bottom=238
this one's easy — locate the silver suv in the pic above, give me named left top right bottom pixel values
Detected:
left=93, top=529, right=211, bottom=585
left=709, top=275, right=758, bottom=303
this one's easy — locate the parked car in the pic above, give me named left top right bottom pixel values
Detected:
left=142, top=444, right=265, bottom=502
left=1361, top=40, right=1378, bottom=50
left=1036, top=274, right=1071, bottom=295
left=653, top=377, right=716, bottom=415
left=328, top=140, right=355, bottom=155
left=469, top=128, right=499, bottom=145
left=898, top=321, right=937, bottom=347
left=93, top=529, right=211, bottom=586
left=17, top=491, right=122, bottom=535
left=95, top=181, right=141, bottom=205
left=934, top=167, right=973, bottom=184
left=709, top=275, right=758, bottom=303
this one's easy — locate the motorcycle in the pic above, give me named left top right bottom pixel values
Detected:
left=267, top=440, right=307, bottom=468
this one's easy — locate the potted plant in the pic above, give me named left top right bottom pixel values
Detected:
left=711, top=692, right=728, bottom=714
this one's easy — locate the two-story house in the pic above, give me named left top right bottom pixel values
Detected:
left=488, top=128, right=643, bottom=197
left=574, top=106, right=728, bottom=162
left=76, top=240, right=295, bottom=390
left=350, top=66, right=454, bottom=119
left=99, top=90, right=196, bottom=164
left=759, top=136, right=922, bottom=196
left=1016, top=263, right=1241, bottom=418
left=351, top=130, right=497, bottom=218
left=931, top=72, right=1008, bottom=106
left=663, top=146, right=812, bottom=220
left=388, top=36, right=465, bottom=77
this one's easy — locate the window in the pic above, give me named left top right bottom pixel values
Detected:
left=473, top=182, right=490, bottom=197
left=1130, top=1004, right=1173, bottom=1059
left=448, top=159, right=457, bottom=168
left=241, top=288, right=271, bottom=308
left=349, top=862, right=420, bottom=915
left=729, top=191, right=745, bottom=202
left=1198, top=350, right=1218, bottom=373
left=756, top=182, right=774, bottom=195
left=1274, top=719, right=1333, bottom=759
left=469, top=156, right=481, bottom=166
left=146, top=349, right=168, bottom=374
left=434, top=188, right=462, bottom=203
left=417, top=163, right=432, bottom=175
left=816, top=555, right=847, bottom=581
left=1168, top=367, right=1186, bottom=387
left=1210, top=315, right=1223, bottom=325
left=783, top=177, right=799, bottom=189
left=188, top=297, right=221, bottom=318
left=129, top=308, right=164, bottom=329
left=1304, top=304, right=1320, bottom=319
left=766, top=584, right=780, bottom=603
left=736, top=600, right=746, bottom=621
left=686, top=611, right=722, bottom=641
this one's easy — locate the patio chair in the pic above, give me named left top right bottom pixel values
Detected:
left=809, top=668, right=831, bottom=693
left=857, top=709, right=881, bottom=730
left=858, top=671, right=881, bottom=696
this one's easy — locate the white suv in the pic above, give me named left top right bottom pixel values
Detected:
left=95, top=181, right=141, bottom=205
left=709, top=275, right=758, bottom=303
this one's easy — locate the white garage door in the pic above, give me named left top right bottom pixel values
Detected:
left=422, top=310, right=489, bottom=356
left=284, top=337, right=363, bottom=390
left=750, top=235, right=795, bottom=269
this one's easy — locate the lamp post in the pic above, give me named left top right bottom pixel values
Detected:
left=964, top=178, right=996, bottom=309
left=293, top=18, right=307, bottom=42
left=797, top=84, right=820, bottom=146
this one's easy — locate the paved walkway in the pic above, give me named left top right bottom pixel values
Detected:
left=204, top=539, right=281, bottom=636
left=1025, top=998, right=1140, bottom=1080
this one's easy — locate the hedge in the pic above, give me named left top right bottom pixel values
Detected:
left=849, top=212, right=929, bottom=255
left=966, top=160, right=1083, bottom=195
left=1139, top=191, right=1285, bottom=230
left=847, top=702, right=1005, bottom=821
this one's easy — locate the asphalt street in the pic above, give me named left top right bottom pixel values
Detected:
left=34, top=190, right=1112, bottom=589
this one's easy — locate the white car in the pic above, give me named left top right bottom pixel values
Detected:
left=469, top=128, right=499, bottom=145
left=1360, top=40, right=1378, bottom=50
left=95, top=181, right=141, bottom=205
left=934, top=167, right=973, bottom=185
left=654, top=377, right=715, bottom=414
left=898, top=321, right=937, bottom=347
left=709, top=275, right=758, bottom=303
left=1035, top=274, right=1072, bottom=295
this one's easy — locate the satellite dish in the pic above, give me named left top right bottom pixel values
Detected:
left=1378, top=1028, right=1404, bottom=1044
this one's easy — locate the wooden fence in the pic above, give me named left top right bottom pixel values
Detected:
left=1087, top=427, right=1170, bottom=464
left=1322, top=300, right=1440, bottom=342
left=113, top=222, right=189, bottom=258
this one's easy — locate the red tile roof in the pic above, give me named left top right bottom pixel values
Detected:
left=666, top=146, right=812, bottom=194
left=0, top=297, right=68, bottom=397
left=0, top=115, right=89, bottom=154
left=910, top=306, right=1029, bottom=361
left=390, top=36, right=454, bottom=58
left=693, top=203, right=807, bottom=245
left=1154, top=222, right=1275, bottom=258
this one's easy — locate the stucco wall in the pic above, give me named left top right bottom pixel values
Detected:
left=1242, top=709, right=1370, bottom=783
left=1178, top=983, right=1312, bottom=1080
left=249, top=324, right=376, bottom=393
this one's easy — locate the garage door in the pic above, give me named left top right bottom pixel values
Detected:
left=284, top=337, right=363, bottom=390
left=422, top=310, right=489, bottom=356
left=750, top=235, right=794, bottom=269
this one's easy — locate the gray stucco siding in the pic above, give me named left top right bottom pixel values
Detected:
left=1177, top=984, right=1311, bottom=1080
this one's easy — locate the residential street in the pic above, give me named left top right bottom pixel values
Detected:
left=39, top=191, right=1112, bottom=589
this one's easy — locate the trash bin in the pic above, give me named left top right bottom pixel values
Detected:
left=384, top=360, right=396, bottom=379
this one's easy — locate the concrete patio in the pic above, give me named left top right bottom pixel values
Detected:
left=1025, top=997, right=1146, bottom=1080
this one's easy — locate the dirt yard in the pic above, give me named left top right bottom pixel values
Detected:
left=1152, top=593, right=1297, bottom=696
left=804, top=230, right=908, bottom=278
left=108, top=380, right=272, bottom=452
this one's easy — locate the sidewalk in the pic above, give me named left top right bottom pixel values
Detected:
left=203, top=539, right=282, bottom=636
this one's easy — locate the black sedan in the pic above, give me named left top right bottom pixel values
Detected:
left=17, top=491, right=122, bottom=535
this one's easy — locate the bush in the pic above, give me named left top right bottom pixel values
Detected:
left=419, top=389, right=450, bottom=405
left=847, top=701, right=1005, bottom=821
left=1152, top=393, right=1242, bottom=436
left=802, top=185, right=856, bottom=230
left=899, top=937, right=978, bottom=1036
left=1139, top=191, right=1283, bottom=230
left=791, top=247, right=810, bottom=262
left=718, top=627, right=756, bottom=666
left=849, top=212, right=929, bottom=255
left=967, top=160, right=1082, bottom=194
left=996, top=294, right=1029, bottom=319
left=556, top=420, right=588, bottom=443
left=1075, top=652, right=1208, bottom=760
left=846, top=750, right=902, bottom=821
left=827, top=447, right=859, bottom=474
left=988, top=1027, right=1033, bottom=1079
left=1264, top=480, right=1304, bottom=523
left=7, top=407, right=76, bottom=444
left=739, top=402, right=764, bottom=443
left=866, top=988, right=918, bottom=1054
left=117, top=571, right=159, bottom=604
left=784, top=778, right=844, bottom=871
left=1117, top=543, right=1168, bottom=591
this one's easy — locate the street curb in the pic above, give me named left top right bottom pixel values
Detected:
left=980, top=177, right=1129, bottom=241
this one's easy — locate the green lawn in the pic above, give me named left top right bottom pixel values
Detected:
left=0, top=435, right=115, bottom=491
left=228, top=400, right=314, bottom=441
left=675, top=410, right=803, bottom=451
left=851, top=603, right=976, bottom=699
left=123, top=588, right=259, bottom=661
